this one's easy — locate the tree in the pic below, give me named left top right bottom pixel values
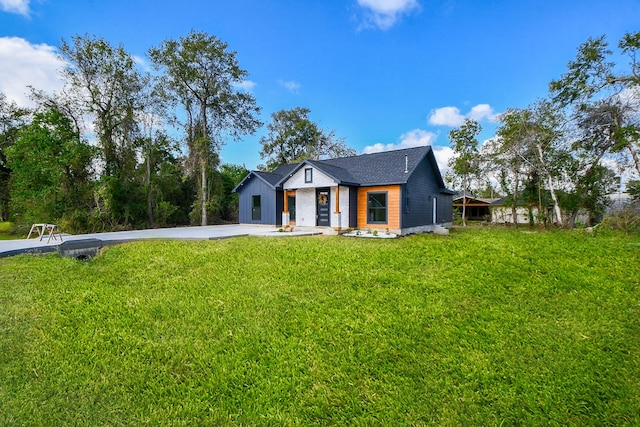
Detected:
left=59, top=35, right=148, bottom=229
left=6, top=107, right=95, bottom=230
left=550, top=31, right=640, bottom=177
left=448, top=118, right=481, bottom=226
left=259, top=107, right=355, bottom=171
left=628, top=179, right=640, bottom=203
left=0, top=94, right=29, bottom=221
left=59, top=34, right=145, bottom=180
left=149, top=30, right=261, bottom=226
left=495, top=102, right=567, bottom=226
left=488, top=113, right=536, bottom=226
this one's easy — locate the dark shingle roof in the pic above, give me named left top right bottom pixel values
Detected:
left=318, top=146, right=432, bottom=186
left=234, top=146, right=447, bottom=191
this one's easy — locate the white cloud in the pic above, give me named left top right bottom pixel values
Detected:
left=433, top=146, right=454, bottom=174
left=0, top=37, right=65, bottom=107
left=357, top=0, right=420, bottom=30
left=0, top=0, right=29, bottom=15
left=468, top=103, right=497, bottom=121
left=363, top=128, right=437, bottom=153
left=427, top=106, right=465, bottom=127
left=278, top=79, right=301, bottom=94
left=428, top=103, right=497, bottom=127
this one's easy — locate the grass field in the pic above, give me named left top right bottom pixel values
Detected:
left=1, top=228, right=639, bottom=425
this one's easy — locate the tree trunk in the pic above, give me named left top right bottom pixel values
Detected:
left=462, top=189, right=467, bottom=227
left=511, top=180, right=519, bottom=227
left=627, top=143, right=640, bottom=178
left=200, top=104, right=209, bottom=227
left=146, top=140, right=154, bottom=227
left=535, top=143, right=563, bottom=226
left=201, top=158, right=208, bottom=226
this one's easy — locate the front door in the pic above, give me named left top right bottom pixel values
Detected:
left=288, top=195, right=296, bottom=222
left=316, top=188, right=330, bottom=227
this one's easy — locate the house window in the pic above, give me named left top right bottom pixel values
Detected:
left=252, top=195, right=261, bottom=221
left=304, top=168, right=313, bottom=183
left=368, top=192, right=387, bottom=224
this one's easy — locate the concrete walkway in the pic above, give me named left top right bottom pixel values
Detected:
left=0, top=225, right=324, bottom=258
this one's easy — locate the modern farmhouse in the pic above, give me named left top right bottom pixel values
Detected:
left=233, top=146, right=454, bottom=235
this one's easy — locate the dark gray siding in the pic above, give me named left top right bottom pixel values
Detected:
left=437, top=192, right=453, bottom=224
left=275, top=191, right=284, bottom=226
left=401, top=156, right=451, bottom=227
left=237, top=175, right=278, bottom=225
left=349, top=186, right=358, bottom=228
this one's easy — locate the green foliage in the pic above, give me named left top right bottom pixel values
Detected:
left=6, top=107, right=95, bottom=230
left=0, top=94, right=29, bottom=222
left=149, top=30, right=261, bottom=225
left=449, top=118, right=481, bottom=226
left=259, top=107, right=355, bottom=171
left=628, top=180, right=640, bottom=203
left=0, top=221, right=12, bottom=239
left=1, top=229, right=639, bottom=425
left=219, top=163, right=249, bottom=222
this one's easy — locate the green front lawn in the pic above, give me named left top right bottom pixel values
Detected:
left=1, top=228, right=639, bottom=425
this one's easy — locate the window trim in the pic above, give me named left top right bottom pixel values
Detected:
left=367, top=191, right=388, bottom=224
left=304, top=168, right=313, bottom=183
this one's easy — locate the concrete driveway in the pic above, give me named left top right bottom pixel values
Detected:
left=0, top=224, right=322, bottom=258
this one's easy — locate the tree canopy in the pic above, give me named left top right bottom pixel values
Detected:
left=259, top=107, right=355, bottom=171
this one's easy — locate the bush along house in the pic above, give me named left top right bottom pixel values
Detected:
left=233, top=146, right=455, bottom=235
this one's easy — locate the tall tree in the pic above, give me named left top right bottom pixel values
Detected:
left=259, top=107, right=355, bottom=171
left=448, top=118, right=481, bottom=226
left=488, top=113, right=536, bottom=226
left=550, top=31, right=640, bottom=177
left=59, top=34, right=145, bottom=180
left=59, top=35, right=147, bottom=229
left=149, top=30, right=261, bottom=226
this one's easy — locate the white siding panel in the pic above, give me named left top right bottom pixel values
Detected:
left=296, top=188, right=316, bottom=226
left=337, top=186, right=350, bottom=229
left=283, top=166, right=336, bottom=190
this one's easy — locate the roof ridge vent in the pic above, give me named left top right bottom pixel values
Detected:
left=404, top=155, right=408, bottom=173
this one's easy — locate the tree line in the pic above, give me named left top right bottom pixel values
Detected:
left=448, top=31, right=640, bottom=228
left=0, top=31, right=348, bottom=233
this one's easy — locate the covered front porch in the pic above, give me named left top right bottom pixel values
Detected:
left=280, top=186, right=352, bottom=231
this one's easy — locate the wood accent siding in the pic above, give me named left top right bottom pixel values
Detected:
left=357, top=185, right=401, bottom=230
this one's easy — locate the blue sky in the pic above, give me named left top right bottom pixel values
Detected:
left=1, top=0, right=639, bottom=172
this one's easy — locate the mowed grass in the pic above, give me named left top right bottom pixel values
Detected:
left=1, top=228, right=639, bottom=426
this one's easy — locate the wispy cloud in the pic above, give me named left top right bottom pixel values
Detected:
left=133, top=55, right=152, bottom=73
left=278, top=79, right=301, bottom=94
left=233, top=80, right=257, bottom=92
left=363, top=128, right=454, bottom=172
left=357, top=0, right=420, bottom=30
left=363, top=128, right=437, bottom=154
left=0, top=0, right=30, bottom=16
left=0, top=37, right=64, bottom=107
left=427, top=103, right=498, bottom=127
